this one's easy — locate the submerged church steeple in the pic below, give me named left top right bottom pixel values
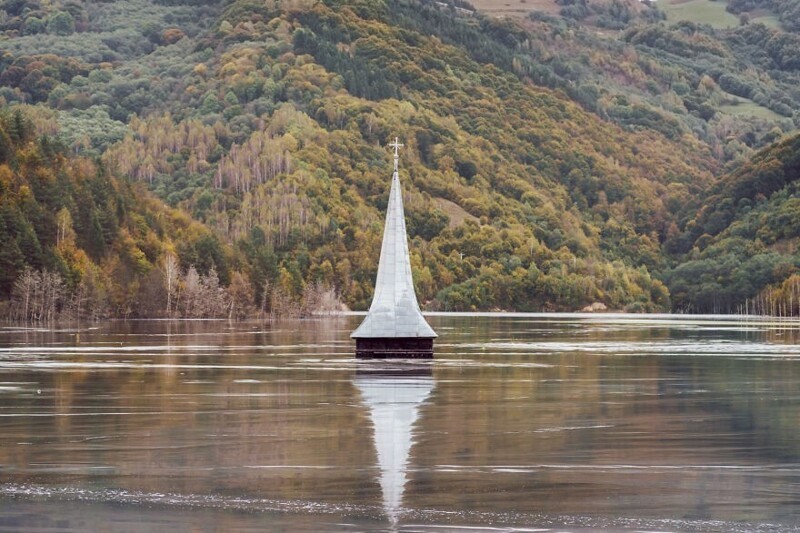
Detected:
left=351, top=138, right=437, bottom=358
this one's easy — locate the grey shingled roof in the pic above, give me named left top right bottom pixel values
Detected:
left=351, top=144, right=437, bottom=339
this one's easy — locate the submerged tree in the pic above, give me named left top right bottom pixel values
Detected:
left=11, top=268, right=65, bottom=321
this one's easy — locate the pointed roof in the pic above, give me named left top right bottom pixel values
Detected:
left=351, top=139, right=437, bottom=339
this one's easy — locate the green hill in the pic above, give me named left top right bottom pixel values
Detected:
left=1, top=0, right=799, bottom=317
left=665, top=133, right=800, bottom=313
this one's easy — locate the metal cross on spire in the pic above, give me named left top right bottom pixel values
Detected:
left=389, top=137, right=403, bottom=172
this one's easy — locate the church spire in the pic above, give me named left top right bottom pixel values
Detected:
left=351, top=138, right=437, bottom=358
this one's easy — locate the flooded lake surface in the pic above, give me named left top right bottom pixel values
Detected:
left=1, top=314, right=799, bottom=531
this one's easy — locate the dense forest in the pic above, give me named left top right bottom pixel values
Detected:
left=1, top=0, right=799, bottom=318
left=0, top=108, right=278, bottom=319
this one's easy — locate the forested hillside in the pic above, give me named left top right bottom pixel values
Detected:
left=0, top=108, right=255, bottom=320
left=666, top=133, right=800, bottom=313
left=1, top=0, right=799, bottom=317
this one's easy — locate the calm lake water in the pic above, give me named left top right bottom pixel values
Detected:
left=1, top=314, right=799, bottom=532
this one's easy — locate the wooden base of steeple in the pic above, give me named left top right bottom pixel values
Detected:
left=355, top=338, right=434, bottom=359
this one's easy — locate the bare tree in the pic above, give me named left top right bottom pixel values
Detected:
left=12, top=268, right=37, bottom=321
left=269, top=283, right=299, bottom=319
left=301, top=281, right=342, bottom=317
left=40, top=270, right=64, bottom=322
left=11, top=268, right=64, bottom=322
left=182, top=266, right=201, bottom=317
left=228, top=271, right=255, bottom=319
left=163, top=252, right=179, bottom=317
left=200, top=267, right=229, bottom=317
left=56, top=207, right=75, bottom=248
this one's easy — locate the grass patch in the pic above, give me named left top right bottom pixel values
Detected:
left=469, top=0, right=560, bottom=17
left=719, top=95, right=783, bottom=119
left=659, top=0, right=741, bottom=28
left=434, top=197, right=479, bottom=228
left=749, top=13, right=781, bottom=27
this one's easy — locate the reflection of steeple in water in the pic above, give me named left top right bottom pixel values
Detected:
left=354, top=364, right=434, bottom=526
